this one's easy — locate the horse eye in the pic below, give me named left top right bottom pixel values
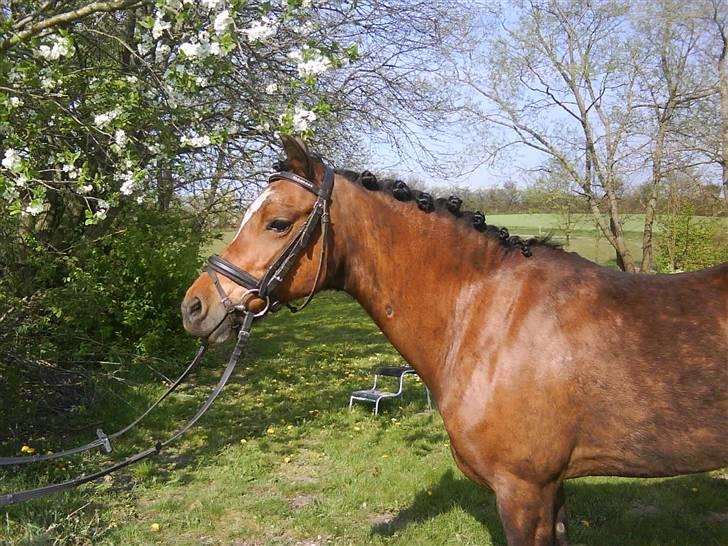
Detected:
left=267, top=219, right=292, bottom=232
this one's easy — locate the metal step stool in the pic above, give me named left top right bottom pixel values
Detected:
left=349, top=366, right=432, bottom=415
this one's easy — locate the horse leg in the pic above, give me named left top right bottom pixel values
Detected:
left=554, top=484, right=569, bottom=546
left=495, top=478, right=561, bottom=546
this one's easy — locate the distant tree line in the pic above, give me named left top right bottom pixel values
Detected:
left=446, top=0, right=728, bottom=272
left=383, top=172, right=724, bottom=217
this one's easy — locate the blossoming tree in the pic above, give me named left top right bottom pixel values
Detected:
left=0, top=0, right=362, bottom=231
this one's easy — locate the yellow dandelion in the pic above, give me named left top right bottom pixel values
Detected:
left=150, top=523, right=161, bottom=532
left=20, top=445, right=35, bottom=454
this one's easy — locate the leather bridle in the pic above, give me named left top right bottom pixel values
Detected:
left=0, top=165, right=335, bottom=506
left=205, top=165, right=334, bottom=319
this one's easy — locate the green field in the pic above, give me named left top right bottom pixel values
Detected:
left=208, top=212, right=728, bottom=269
left=208, top=213, right=653, bottom=267
left=2, top=292, right=727, bottom=545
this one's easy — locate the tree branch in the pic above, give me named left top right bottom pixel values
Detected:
left=1, top=0, right=145, bottom=52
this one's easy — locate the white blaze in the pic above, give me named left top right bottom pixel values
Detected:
left=232, top=186, right=274, bottom=243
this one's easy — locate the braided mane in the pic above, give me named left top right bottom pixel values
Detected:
left=334, top=168, right=561, bottom=257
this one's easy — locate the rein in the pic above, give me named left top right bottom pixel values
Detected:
left=0, top=166, right=334, bottom=506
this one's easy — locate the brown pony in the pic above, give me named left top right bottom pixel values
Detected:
left=182, top=137, right=728, bottom=546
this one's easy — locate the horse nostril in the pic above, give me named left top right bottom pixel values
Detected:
left=188, top=297, right=204, bottom=319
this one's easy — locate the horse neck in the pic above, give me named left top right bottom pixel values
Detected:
left=328, top=179, right=509, bottom=395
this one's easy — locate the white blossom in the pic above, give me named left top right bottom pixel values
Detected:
left=9, top=97, right=23, bottom=107
left=297, top=54, right=332, bottom=77
left=265, top=82, right=278, bottom=94
left=181, top=135, right=211, bottom=148
left=39, top=35, right=73, bottom=61
left=214, top=10, right=233, bottom=35
left=302, top=0, right=313, bottom=7
left=152, top=12, right=172, bottom=39
left=2, top=148, right=22, bottom=172
left=78, top=184, right=93, bottom=194
left=62, top=163, right=79, bottom=179
left=180, top=41, right=207, bottom=58
left=201, top=0, right=223, bottom=10
left=114, top=129, right=128, bottom=149
left=16, top=174, right=28, bottom=187
left=25, top=202, right=45, bottom=216
left=40, top=75, right=56, bottom=90
left=2, top=186, right=19, bottom=201
left=295, top=21, right=315, bottom=35
left=156, top=43, right=171, bottom=61
left=94, top=109, right=121, bottom=128
left=243, top=17, right=276, bottom=42
left=287, top=46, right=309, bottom=63
left=209, top=41, right=222, bottom=56
left=138, top=38, right=153, bottom=56
left=291, top=106, right=317, bottom=132
left=120, top=176, right=135, bottom=195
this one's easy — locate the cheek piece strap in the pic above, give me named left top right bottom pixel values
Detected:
left=204, top=164, right=335, bottom=318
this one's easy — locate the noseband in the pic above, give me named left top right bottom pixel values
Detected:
left=205, top=165, right=335, bottom=320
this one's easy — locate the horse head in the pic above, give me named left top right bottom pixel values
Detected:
left=181, top=136, right=332, bottom=343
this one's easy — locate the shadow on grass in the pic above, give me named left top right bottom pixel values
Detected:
left=371, top=469, right=728, bottom=546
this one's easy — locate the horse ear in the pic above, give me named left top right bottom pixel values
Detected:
left=280, top=135, right=325, bottom=183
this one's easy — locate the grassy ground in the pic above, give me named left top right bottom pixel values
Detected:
left=2, top=292, right=727, bottom=545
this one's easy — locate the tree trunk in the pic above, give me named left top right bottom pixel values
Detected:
left=157, top=167, right=173, bottom=211
left=719, top=25, right=728, bottom=209
left=610, top=217, right=627, bottom=271
left=641, top=121, right=668, bottom=273
left=605, top=186, right=635, bottom=272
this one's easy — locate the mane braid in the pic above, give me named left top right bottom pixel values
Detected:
left=334, top=168, right=561, bottom=256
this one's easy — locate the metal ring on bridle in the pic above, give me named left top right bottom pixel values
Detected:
left=234, top=288, right=271, bottom=318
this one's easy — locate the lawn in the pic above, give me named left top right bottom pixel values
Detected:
left=2, top=292, right=727, bottom=545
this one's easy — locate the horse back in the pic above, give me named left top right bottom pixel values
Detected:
left=552, top=260, right=728, bottom=477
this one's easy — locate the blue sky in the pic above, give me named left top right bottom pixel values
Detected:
left=365, top=128, right=547, bottom=190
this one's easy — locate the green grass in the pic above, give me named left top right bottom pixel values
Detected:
left=2, top=292, right=727, bottom=545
